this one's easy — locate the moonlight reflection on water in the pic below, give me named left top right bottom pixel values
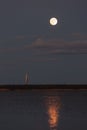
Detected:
left=45, top=96, right=61, bottom=130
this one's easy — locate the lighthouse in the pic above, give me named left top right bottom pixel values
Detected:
left=25, top=73, right=29, bottom=84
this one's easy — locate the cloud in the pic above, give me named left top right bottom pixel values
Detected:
left=0, top=35, right=87, bottom=55
left=29, top=38, right=87, bottom=55
left=15, top=34, right=38, bottom=40
left=0, top=46, right=23, bottom=53
left=71, top=32, right=87, bottom=40
left=0, top=34, right=87, bottom=63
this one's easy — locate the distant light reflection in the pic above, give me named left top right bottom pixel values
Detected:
left=45, top=96, right=61, bottom=130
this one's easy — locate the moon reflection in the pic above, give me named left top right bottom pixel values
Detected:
left=45, top=96, right=61, bottom=130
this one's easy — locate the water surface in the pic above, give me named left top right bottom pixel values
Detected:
left=0, top=89, right=87, bottom=130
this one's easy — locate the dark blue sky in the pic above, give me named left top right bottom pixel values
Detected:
left=0, top=0, right=87, bottom=84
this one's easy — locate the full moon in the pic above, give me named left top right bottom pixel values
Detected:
left=50, top=17, right=58, bottom=26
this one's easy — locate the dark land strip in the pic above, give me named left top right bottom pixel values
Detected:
left=0, top=85, right=86, bottom=91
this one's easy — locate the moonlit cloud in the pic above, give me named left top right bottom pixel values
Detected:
left=30, top=38, right=87, bottom=55
left=0, top=36, right=87, bottom=55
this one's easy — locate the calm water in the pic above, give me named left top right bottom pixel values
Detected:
left=0, top=89, right=87, bottom=130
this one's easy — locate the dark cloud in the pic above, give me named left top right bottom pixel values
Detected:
left=71, top=33, right=87, bottom=40
left=29, top=38, right=87, bottom=55
left=0, top=36, right=87, bottom=55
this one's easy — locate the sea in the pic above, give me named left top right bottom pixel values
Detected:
left=0, top=89, right=87, bottom=130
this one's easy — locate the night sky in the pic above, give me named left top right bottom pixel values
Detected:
left=0, top=0, right=87, bottom=84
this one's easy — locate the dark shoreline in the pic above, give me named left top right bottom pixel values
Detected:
left=0, top=85, right=87, bottom=91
